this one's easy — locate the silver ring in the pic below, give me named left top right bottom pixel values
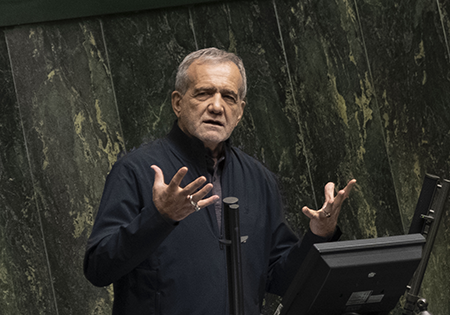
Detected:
left=323, top=209, right=331, bottom=218
left=188, top=195, right=200, bottom=212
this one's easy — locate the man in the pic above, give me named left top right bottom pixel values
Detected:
left=84, top=48, right=356, bottom=314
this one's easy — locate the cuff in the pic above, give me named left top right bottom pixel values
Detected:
left=309, top=226, right=342, bottom=243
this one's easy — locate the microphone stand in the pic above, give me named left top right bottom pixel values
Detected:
left=402, top=175, right=450, bottom=315
left=221, top=197, right=245, bottom=315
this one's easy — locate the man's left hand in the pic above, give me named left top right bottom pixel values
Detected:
left=302, top=179, right=357, bottom=238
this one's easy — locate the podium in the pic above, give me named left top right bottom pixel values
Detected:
left=277, top=174, right=449, bottom=315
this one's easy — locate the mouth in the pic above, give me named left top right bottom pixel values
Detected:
left=203, top=120, right=224, bottom=127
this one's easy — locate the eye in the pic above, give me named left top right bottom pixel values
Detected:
left=195, top=92, right=210, bottom=100
left=223, top=94, right=237, bottom=103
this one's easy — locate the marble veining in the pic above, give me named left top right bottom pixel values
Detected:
left=0, top=0, right=449, bottom=314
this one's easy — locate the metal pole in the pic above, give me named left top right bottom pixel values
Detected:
left=403, top=177, right=450, bottom=315
left=223, top=197, right=245, bottom=315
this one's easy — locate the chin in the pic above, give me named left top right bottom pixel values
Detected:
left=198, top=133, right=228, bottom=147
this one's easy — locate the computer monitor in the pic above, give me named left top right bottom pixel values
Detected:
left=278, top=234, right=425, bottom=315
left=408, top=174, right=439, bottom=234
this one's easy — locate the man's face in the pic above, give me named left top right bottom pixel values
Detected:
left=172, top=60, right=246, bottom=153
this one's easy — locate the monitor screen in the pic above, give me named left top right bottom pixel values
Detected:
left=278, top=234, right=425, bottom=315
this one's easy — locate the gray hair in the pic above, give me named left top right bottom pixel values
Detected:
left=175, top=47, right=247, bottom=100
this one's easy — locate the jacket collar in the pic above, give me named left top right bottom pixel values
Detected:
left=166, top=121, right=231, bottom=168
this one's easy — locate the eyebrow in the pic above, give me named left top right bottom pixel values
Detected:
left=222, top=89, right=238, bottom=99
left=194, top=86, right=238, bottom=99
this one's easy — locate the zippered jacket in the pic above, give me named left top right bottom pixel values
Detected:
left=84, top=122, right=338, bottom=314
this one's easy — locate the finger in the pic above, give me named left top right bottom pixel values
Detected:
left=183, top=176, right=208, bottom=195
left=188, top=183, right=217, bottom=210
left=332, top=189, right=346, bottom=207
left=324, top=182, right=335, bottom=203
left=168, top=166, right=188, bottom=188
left=190, top=182, right=214, bottom=200
left=342, top=179, right=357, bottom=197
left=197, top=195, right=221, bottom=209
left=332, top=179, right=357, bottom=208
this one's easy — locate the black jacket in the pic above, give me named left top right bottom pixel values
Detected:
left=84, top=123, right=336, bottom=314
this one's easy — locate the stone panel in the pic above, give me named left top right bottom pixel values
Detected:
left=1, top=0, right=448, bottom=314
left=101, top=7, right=196, bottom=150
left=190, top=0, right=315, bottom=238
left=0, top=30, right=57, bottom=315
left=275, top=0, right=404, bottom=241
left=358, top=0, right=450, bottom=313
left=5, top=19, right=123, bottom=314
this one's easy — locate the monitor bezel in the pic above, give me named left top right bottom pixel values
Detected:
left=279, top=233, right=426, bottom=315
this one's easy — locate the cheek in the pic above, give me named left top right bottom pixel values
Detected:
left=180, top=107, right=196, bottom=121
left=230, top=109, right=243, bottom=125
left=181, top=109, right=203, bottom=131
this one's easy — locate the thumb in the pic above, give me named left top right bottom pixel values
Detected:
left=302, top=206, right=315, bottom=220
left=151, top=165, right=164, bottom=187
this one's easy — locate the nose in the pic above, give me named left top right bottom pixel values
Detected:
left=208, top=93, right=224, bottom=114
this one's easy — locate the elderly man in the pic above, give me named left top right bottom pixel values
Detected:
left=84, top=47, right=356, bottom=315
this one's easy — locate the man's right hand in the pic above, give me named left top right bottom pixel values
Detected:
left=151, top=165, right=219, bottom=221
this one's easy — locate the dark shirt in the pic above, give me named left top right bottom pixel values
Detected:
left=207, top=154, right=225, bottom=233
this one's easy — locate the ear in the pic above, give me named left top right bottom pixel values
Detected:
left=236, top=100, right=246, bottom=125
left=171, top=91, right=183, bottom=118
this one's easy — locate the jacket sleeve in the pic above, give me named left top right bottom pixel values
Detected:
left=83, top=159, right=177, bottom=287
left=266, top=226, right=341, bottom=296
left=264, top=173, right=341, bottom=296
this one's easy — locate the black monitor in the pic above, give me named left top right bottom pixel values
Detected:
left=408, top=174, right=439, bottom=234
left=278, top=234, right=426, bottom=315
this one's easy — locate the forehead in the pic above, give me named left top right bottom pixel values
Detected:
left=186, top=60, right=242, bottom=91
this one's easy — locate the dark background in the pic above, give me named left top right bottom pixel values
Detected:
left=1, top=0, right=449, bottom=314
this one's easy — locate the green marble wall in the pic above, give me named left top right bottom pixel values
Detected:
left=0, top=0, right=448, bottom=314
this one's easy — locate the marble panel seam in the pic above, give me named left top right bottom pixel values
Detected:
left=4, top=29, right=60, bottom=315
left=99, top=18, right=127, bottom=153
left=188, top=7, right=199, bottom=50
left=436, top=0, right=450, bottom=62
left=352, top=0, right=402, bottom=228
left=272, top=0, right=318, bottom=210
